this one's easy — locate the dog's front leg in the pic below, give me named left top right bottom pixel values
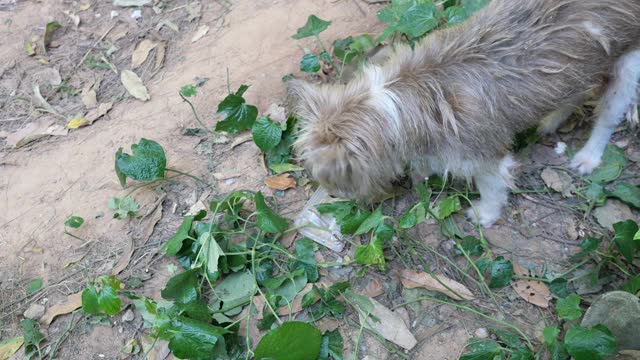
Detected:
left=466, top=155, right=515, bottom=227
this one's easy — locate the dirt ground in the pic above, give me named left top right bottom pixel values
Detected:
left=0, top=0, right=638, bottom=359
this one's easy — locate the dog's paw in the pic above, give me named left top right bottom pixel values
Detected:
left=466, top=202, right=501, bottom=228
left=570, top=147, right=602, bottom=175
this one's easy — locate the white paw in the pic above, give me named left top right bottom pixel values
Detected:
left=570, top=147, right=602, bottom=175
left=466, top=202, right=501, bottom=228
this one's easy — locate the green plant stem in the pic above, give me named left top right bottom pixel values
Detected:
left=180, top=94, right=211, bottom=133
left=165, top=168, right=212, bottom=188
left=393, top=296, right=533, bottom=349
left=314, top=34, right=337, bottom=69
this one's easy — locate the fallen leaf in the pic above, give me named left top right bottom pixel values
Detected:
left=109, top=27, right=129, bottom=42
left=113, top=0, right=151, bottom=6
left=85, top=102, right=114, bottom=124
left=0, top=336, right=23, bottom=360
left=67, top=117, right=88, bottom=129
left=6, top=117, right=68, bottom=148
left=254, top=283, right=317, bottom=319
left=43, top=20, right=62, bottom=52
left=360, top=278, right=384, bottom=298
left=63, top=10, right=80, bottom=27
left=541, top=167, right=575, bottom=197
left=40, top=291, right=82, bottom=324
left=120, top=70, right=150, bottom=101
left=153, top=42, right=166, bottom=70
left=131, top=39, right=157, bottom=68
left=24, top=40, right=36, bottom=56
left=593, top=199, right=634, bottom=230
left=141, top=199, right=164, bottom=244
left=362, top=297, right=417, bottom=350
left=33, top=84, right=57, bottom=114
left=265, top=173, right=296, bottom=190
left=79, top=3, right=91, bottom=11
left=399, top=269, right=475, bottom=301
left=511, top=262, right=551, bottom=308
left=191, top=25, right=209, bottom=43
left=81, top=88, right=97, bottom=108
left=111, top=238, right=135, bottom=275
left=156, top=20, right=179, bottom=33
left=33, top=68, right=62, bottom=86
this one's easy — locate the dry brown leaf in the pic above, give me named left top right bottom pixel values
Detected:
left=40, top=291, right=83, bottom=324
left=541, top=167, right=575, bottom=197
left=191, top=25, right=209, bottom=43
left=363, top=297, right=418, bottom=350
left=511, top=262, right=551, bottom=308
left=360, top=278, right=384, bottom=298
left=154, top=42, right=166, bottom=70
left=81, top=88, right=97, bottom=109
left=399, top=269, right=475, bottom=301
left=132, top=39, right=157, bottom=68
left=120, top=70, right=150, bottom=101
left=111, top=238, right=134, bottom=276
left=6, top=118, right=67, bottom=148
left=265, top=173, right=296, bottom=190
left=85, top=102, right=113, bottom=124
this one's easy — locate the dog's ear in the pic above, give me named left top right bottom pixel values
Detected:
left=286, top=79, right=321, bottom=121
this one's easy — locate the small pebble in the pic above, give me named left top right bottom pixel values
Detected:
left=474, top=327, right=489, bottom=339
left=122, top=309, right=135, bottom=322
left=554, top=141, right=567, bottom=154
left=131, top=9, right=142, bottom=19
left=23, top=303, right=45, bottom=319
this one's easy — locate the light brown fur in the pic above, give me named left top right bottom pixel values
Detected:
left=289, top=0, right=640, bottom=222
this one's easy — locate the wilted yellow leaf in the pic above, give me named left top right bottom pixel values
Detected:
left=24, top=41, right=36, bottom=56
left=0, top=336, right=23, bottom=360
left=67, top=117, right=88, bottom=129
left=79, top=3, right=91, bottom=11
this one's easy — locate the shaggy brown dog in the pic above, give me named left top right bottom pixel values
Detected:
left=289, top=0, right=640, bottom=226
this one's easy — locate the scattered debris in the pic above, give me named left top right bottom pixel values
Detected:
left=139, top=335, right=171, bottom=360
left=230, top=133, right=253, bottom=149
left=555, top=142, right=567, bottom=154
left=474, top=328, right=489, bottom=339
left=131, top=9, right=142, bottom=19
left=32, top=68, right=62, bottom=86
left=43, top=20, right=62, bottom=52
left=186, top=2, right=202, bottom=22
left=399, top=269, right=475, bottom=301
left=113, top=0, right=151, bottom=7
left=122, top=309, right=135, bottom=322
left=121, top=70, right=150, bottom=101
left=360, top=278, right=384, bottom=298
left=83, top=102, right=114, bottom=125
left=32, top=84, right=58, bottom=114
left=541, top=167, right=575, bottom=197
left=63, top=10, right=80, bottom=27
left=593, top=200, right=634, bottom=230
left=362, top=297, right=418, bottom=350
left=156, top=19, right=179, bottom=33
left=293, top=187, right=345, bottom=252
left=40, top=291, right=83, bottom=324
left=154, top=42, right=166, bottom=70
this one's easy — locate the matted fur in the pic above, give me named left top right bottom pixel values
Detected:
left=289, top=0, right=640, bottom=202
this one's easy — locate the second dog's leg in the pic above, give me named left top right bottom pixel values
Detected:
left=466, top=155, right=515, bottom=227
left=572, top=50, right=640, bottom=173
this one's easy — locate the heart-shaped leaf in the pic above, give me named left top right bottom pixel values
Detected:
left=64, top=216, right=84, bottom=228
left=564, top=325, right=616, bottom=360
left=215, top=85, right=258, bottom=133
left=254, top=322, right=322, bottom=360
left=115, top=138, right=166, bottom=188
left=254, top=192, right=289, bottom=233
left=291, top=15, right=331, bottom=39
left=300, top=53, right=321, bottom=73
left=396, top=3, right=439, bottom=38
left=556, top=294, right=583, bottom=321
left=161, top=269, right=198, bottom=304
left=252, top=116, right=282, bottom=152
left=613, top=220, right=639, bottom=262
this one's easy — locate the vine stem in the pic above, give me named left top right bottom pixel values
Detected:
left=165, top=168, right=213, bottom=188
left=314, top=34, right=337, bottom=69
left=180, top=94, right=212, bottom=134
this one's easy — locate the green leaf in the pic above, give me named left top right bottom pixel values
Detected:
left=64, top=216, right=84, bottom=228
left=549, top=278, right=570, bottom=298
left=575, top=237, right=602, bottom=258
left=622, top=275, right=640, bottom=295
left=82, top=285, right=100, bottom=315
left=609, top=183, right=640, bottom=208
left=263, top=268, right=307, bottom=307
left=108, top=196, right=139, bottom=219
left=460, top=340, right=503, bottom=360
left=200, top=232, right=224, bottom=275
left=444, top=6, right=468, bottom=25
left=585, top=182, right=606, bottom=204
left=252, top=116, right=283, bottom=152
left=454, top=236, right=484, bottom=256
left=215, top=85, right=258, bottom=133
left=179, top=84, right=197, bottom=98
left=396, top=3, right=439, bottom=38
left=290, top=238, right=319, bottom=282
left=115, top=148, right=127, bottom=188
left=161, top=215, right=195, bottom=256
left=510, top=348, right=535, bottom=360
left=492, top=328, right=521, bottom=348
left=291, top=15, right=331, bottom=40
left=543, top=326, right=570, bottom=360
left=254, top=192, right=289, bottom=234
left=20, top=319, right=44, bottom=360
left=157, top=316, right=227, bottom=359
left=269, top=163, right=305, bottom=174
left=587, top=145, right=628, bottom=183
left=565, top=325, right=616, bottom=360
left=490, top=257, right=513, bottom=288
left=97, top=282, right=122, bottom=315
left=333, top=37, right=356, bottom=64
left=213, top=271, right=256, bottom=311
left=43, top=20, right=62, bottom=49
left=318, top=329, right=343, bottom=360
left=399, top=202, right=427, bottom=229
left=349, top=34, right=375, bottom=53
left=26, top=279, right=44, bottom=295
left=432, top=196, right=461, bottom=220
left=354, top=238, right=385, bottom=267
left=115, top=138, right=166, bottom=187
left=461, top=0, right=490, bottom=14
left=161, top=269, right=198, bottom=304
left=354, top=206, right=384, bottom=235
left=300, top=53, right=321, bottom=73
left=543, top=326, right=560, bottom=345
left=255, top=322, right=323, bottom=360
left=556, top=294, right=583, bottom=321
left=613, top=220, right=640, bottom=262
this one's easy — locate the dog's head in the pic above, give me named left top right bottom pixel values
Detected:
left=287, top=78, right=405, bottom=201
